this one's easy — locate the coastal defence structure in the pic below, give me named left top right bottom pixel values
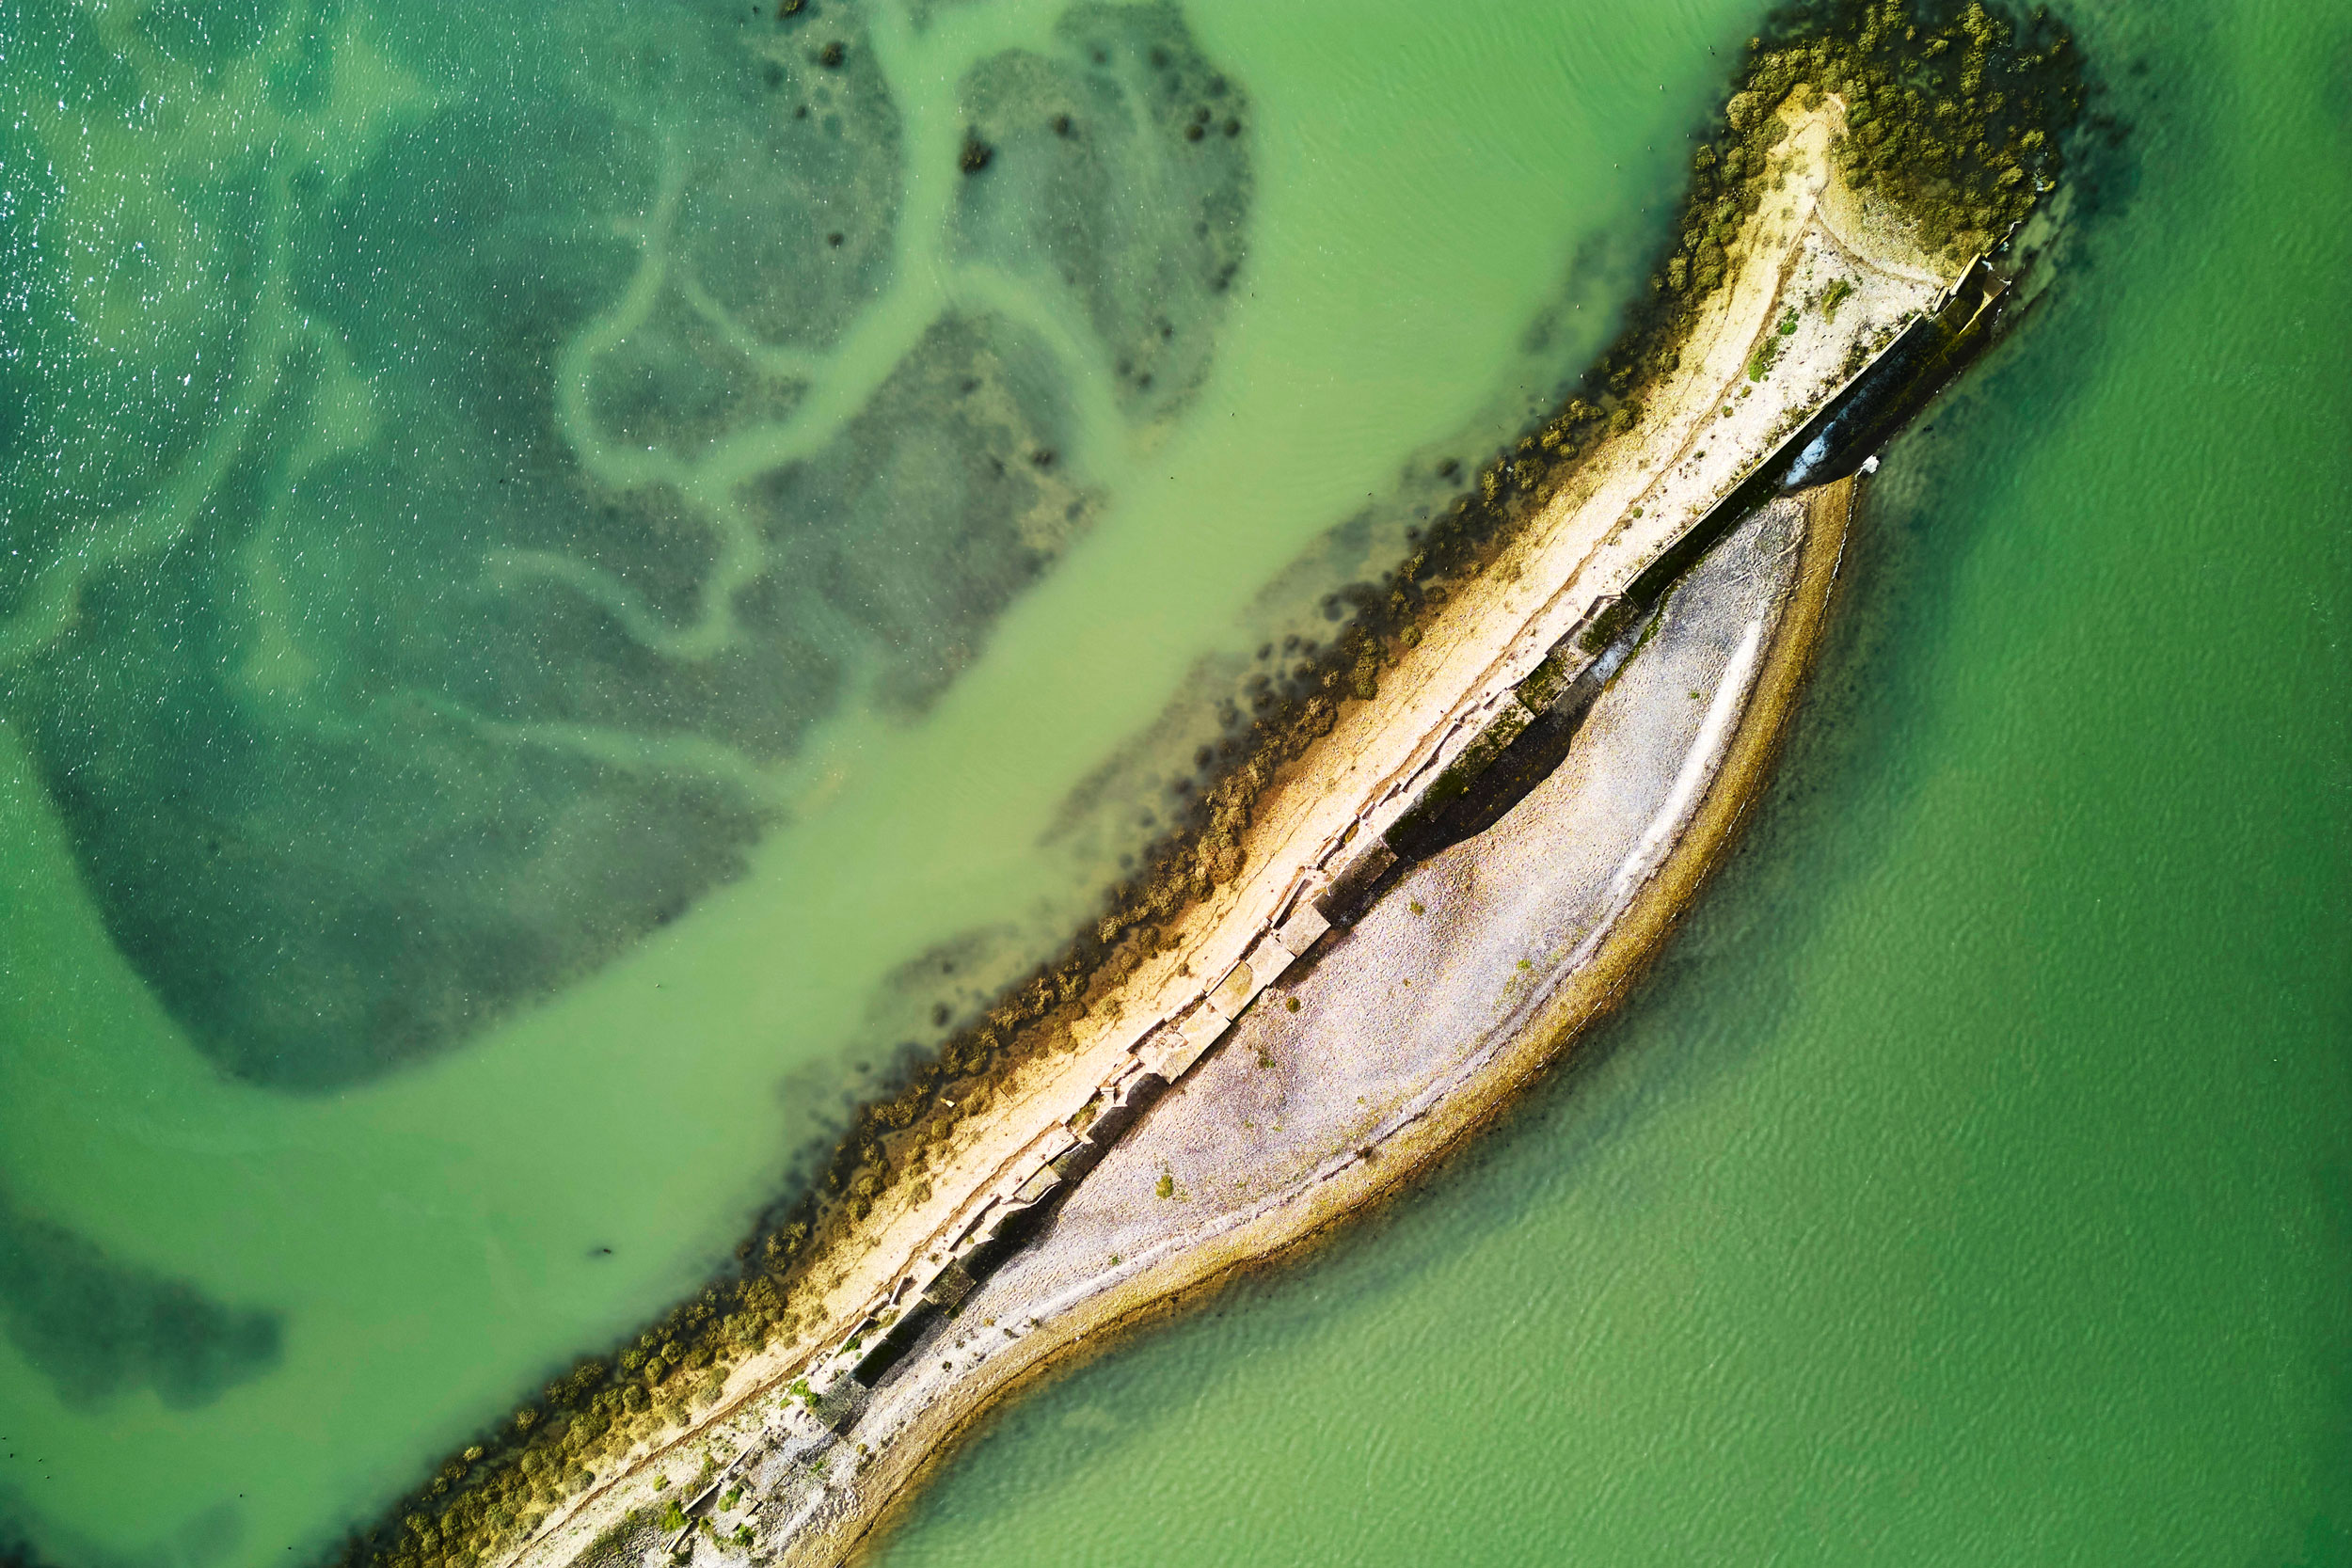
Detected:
left=802, top=246, right=2018, bottom=1438
left=314, top=8, right=2093, bottom=1561
left=634, top=476, right=1865, bottom=1568
left=469, top=74, right=2062, bottom=1568
left=1348, top=251, right=2011, bottom=893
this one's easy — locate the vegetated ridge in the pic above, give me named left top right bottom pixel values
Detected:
left=332, top=6, right=2085, bottom=1565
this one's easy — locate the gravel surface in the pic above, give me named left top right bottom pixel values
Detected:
left=686, top=498, right=1816, bottom=1566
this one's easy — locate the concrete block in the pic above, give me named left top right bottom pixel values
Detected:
left=1206, top=958, right=1257, bottom=1020
left=1051, top=1139, right=1107, bottom=1183
left=1012, top=1166, right=1061, bottom=1205
left=1121, top=1071, right=1170, bottom=1116
left=1137, top=1022, right=1186, bottom=1080
left=920, top=1259, right=976, bottom=1311
left=1315, top=839, right=1397, bottom=927
left=1082, top=1099, right=1142, bottom=1149
left=1154, top=1006, right=1229, bottom=1079
left=1276, top=898, right=1331, bottom=954
left=1182, top=1004, right=1229, bottom=1047
left=950, top=1197, right=999, bottom=1249
left=1245, top=930, right=1295, bottom=985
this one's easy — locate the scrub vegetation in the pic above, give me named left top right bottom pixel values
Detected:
left=334, top=7, right=2085, bottom=1567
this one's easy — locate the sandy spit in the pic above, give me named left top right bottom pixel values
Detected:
left=801, top=476, right=1857, bottom=1568
left=505, top=87, right=1941, bottom=1568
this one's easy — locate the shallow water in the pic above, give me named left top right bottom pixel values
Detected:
left=4, top=0, right=2345, bottom=1561
left=0, top=0, right=1769, bottom=1559
left=872, top=0, right=2352, bottom=1561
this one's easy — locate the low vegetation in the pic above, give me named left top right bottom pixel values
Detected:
left=333, top=9, right=2085, bottom=1568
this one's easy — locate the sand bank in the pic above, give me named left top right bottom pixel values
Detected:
left=527, top=463, right=1852, bottom=1567
left=797, top=478, right=1859, bottom=1568
left=501, top=87, right=1949, bottom=1568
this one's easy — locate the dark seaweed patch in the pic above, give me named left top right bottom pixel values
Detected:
left=0, top=0, right=1251, bottom=1093
left=950, top=1, right=1254, bottom=424
left=0, top=1522, right=59, bottom=1568
left=0, top=1184, right=283, bottom=1411
left=733, top=310, right=1104, bottom=714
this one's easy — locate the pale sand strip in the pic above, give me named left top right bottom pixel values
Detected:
left=779, top=479, right=1859, bottom=1568
left=509, top=84, right=1934, bottom=1565
left=532, top=479, right=1851, bottom=1568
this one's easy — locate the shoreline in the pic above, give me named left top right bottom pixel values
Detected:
left=531, top=474, right=1853, bottom=1568
left=352, top=8, right=2090, bottom=1561
left=827, top=476, right=1858, bottom=1567
left=505, top=87, right=1960, bottom=1568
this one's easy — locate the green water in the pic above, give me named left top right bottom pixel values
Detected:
left=873, top=0, right=2352, bottom=1562
left=3, top=0, right=2345, bottom=1562
left=0, top=0, right=1764, bottom=1558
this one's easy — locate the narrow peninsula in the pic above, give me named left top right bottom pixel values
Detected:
left=342, top=7, right=2086, bottom=1566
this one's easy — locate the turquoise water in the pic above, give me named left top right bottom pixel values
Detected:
left=872, top=0, right=2352, bottom=1561
left=1, top=0, right=1762, bottom=1558
left=4, top=0, right=2347, bottom=1560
